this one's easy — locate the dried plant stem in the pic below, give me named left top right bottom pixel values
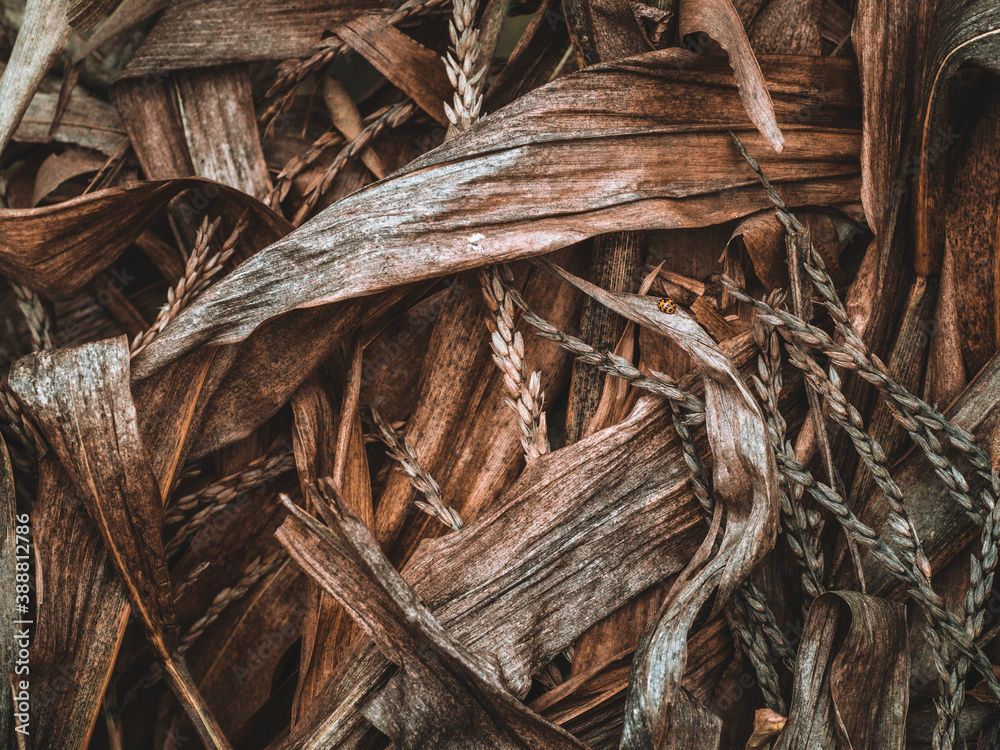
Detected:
left=165, top=450, right=295, bottom=526
left=494, top=272, right=705, bottom=417
left=0, top=377, right=44, bottom=457
left=265, top=129, right=345, bottom=208
left=752, top=306, right=826, bottom=604
left=775, top=435, right=1000, bottom=705
left=179, top=548, right=286, bottom=653
left=443, top=0, right=485, bottom=138
left=368, top=406, right=463, bottom=530
left=727, top=279, right=1000, bottom=731
left=11, top=282, right=53, bottom=350
left=785, top=339, right=931, bottom=580
left=444, top=4, right=545, bottom=465
left=727, top=597, right=786, bottom=715
left=164, top=454, right=294, bottom=557
left=291, top=101, right=418, bottom=223
left=260, top=0, right=449, bottom=135
left=121, top=550, right=287, bottom=707
left=479, top=266, right=549, bottom=461
left=131, top=213, right=248, bottom=357
left=732, top=137, right=1000, bottom=744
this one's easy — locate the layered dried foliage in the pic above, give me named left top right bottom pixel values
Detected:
left=2, top=0, right=1000, bottom=748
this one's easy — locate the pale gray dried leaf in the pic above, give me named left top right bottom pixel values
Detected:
left=530, top=259, right=779, bottom=749
left=680, top=0, right=784, bottom=152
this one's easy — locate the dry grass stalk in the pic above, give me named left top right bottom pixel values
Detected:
left=11, top=281, right=53, bottom=351
left=732, top=279, right=1000, bottom=746
left=179, top=548, right=287, bottom=654
left=163, top=455, right=293, bottom=557
left=290, top=101, right=418, bottom=223
left=732, top=138, right=1000, bottom=745
left=762, top=412, right=1000, bottom=708
left=260, top=0, right=450, bottom=136
left=443, top=0, right=485, bottom=138
left=443, top=3, right=547, bottom=465
left=131, top=213, right=249, bottom=357
left=266, top=129, right=346, bottom=207
left=751, top=304, right=826, bottom=604
left=368, top=405, right=463, bottom=530
left=493, top=271, right=705, bottom=416
left=164, top=450, right=295, bottom=526
left=122, top=550, right=287, bottom=706
left=479, top=265, right=549, bottom=462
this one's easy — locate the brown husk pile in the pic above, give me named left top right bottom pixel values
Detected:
left=3, top=0, right=1000, bottom=747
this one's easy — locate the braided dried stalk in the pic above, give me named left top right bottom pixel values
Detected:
left=727, top=257, right=1000, bottom=745
left=732, top=137, right=1000, bottom=745
left=493, top=273, right=705, bottom=417
left=131, top=213, right=248, bottom=357
left=260, top=0, right=449, bottom=136
left=752, top=309, right=826, bottom=605
left=731, top=134, right=995, bottom=526
left=165, top=450, right=295, bottom=526
left=443, top=0, right=485, bottom=138
left=733, top=136, right=1000, bottom=750
left=368, top=406, right=463, bottom=530
left=265, top=129, right=346, bottom=209
left=479, top=265, right=549, bottom=462
left=443, top=0, right=547, bottom=466
left=771, top=424, right=1000, bottom=707
left=180, top=548, right=286, bottom=653
left=729, top=290, right=1000, bottom=733
left=164, top=453, right=293, bottom=557
left=752, top=340, right=996, bottom=728
left=122, top=549, right=287, bottom=705
left=290, top=101, right=418, bottom=223
left=12, top=282, right=53, bottom=351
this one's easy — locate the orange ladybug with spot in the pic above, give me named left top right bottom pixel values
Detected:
left=658, top=296, right=677, bottom=314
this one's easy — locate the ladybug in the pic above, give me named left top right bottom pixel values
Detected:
left=658, top=296, right=677, bottom=314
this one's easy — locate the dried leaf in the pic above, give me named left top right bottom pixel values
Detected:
left=532, top=259, right=779, bottom=749
left=745, top=708, right=787, bottom=750
left=322, top=77, right=386, bottom=179
left=679, top=0, right=784, bottom=152
left=338, top=14, right=453, bottom=126
left=0, top=178, right=286, bottom=296
left=121, top=0, right=382, bottom=77
left=134, top=51, right=861, bottom=378
left=290, top=351, right=375, bottom=723
left=9, top=339, right=231, bottom=748
left=278, top=483, right=592, bottom=749
left=914, top=0, right=1000, bottom=275
left=774, top=592, right=908, bottom=750
left=0, top=0, right=72, bottom=155
left=283, top=393, right=707, bottom=748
